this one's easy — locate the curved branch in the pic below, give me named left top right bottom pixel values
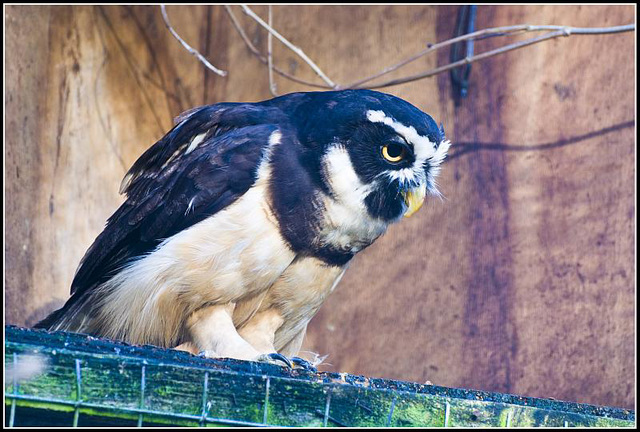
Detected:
left=163, top=4, right=634, bottom=93
left=160, top=5, right=227, bottom=77
left=346, top=23, right=635, bottom=90
left=240, top=5, right=337, bottom=88
left=267, top=5, right=277, bottom=96
left=223, top=5, right=332, bottom=89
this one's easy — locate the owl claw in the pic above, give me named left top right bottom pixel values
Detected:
left=256, top=352, right=294, bottom=369
left=197, top=351, right=314, bottom=371
left=290, top=356, right=317, bottom=372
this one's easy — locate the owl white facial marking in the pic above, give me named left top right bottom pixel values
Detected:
left=366, top=109, right=451, bottom=195
left=320, top=144, right=387, bottom=251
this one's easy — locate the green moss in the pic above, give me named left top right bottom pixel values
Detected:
left=390, top=394, right=447, bottom=427
left=447, top=398, right=506, bottom=426
left=4, top=327, right=635, bottom=427
left=6, top=398, right=75, bottom=414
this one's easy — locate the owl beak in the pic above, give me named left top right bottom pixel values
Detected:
left=402, top=183, right=427, bottom=218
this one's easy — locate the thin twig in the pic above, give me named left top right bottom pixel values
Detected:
left=223, top=5, right=331, bottom=89
left=344, top=23, right=635, bottom=89
left=164, top=5, right=634, bottom=93
left=361, top=25, right=635, bottom=90
left=240, top=4, right=337, bottom=88
left=267, top=6, right=278, bottom=96
left=160, top=5, right=227, bottom=77
left=343, top=25, right=535, bottom=89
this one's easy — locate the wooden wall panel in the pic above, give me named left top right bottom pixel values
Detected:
left=5, top=5, right=635, bottom=409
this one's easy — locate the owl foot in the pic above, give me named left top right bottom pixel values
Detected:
left=191, top=348, right=314, bottom=372
left=255, top=352, right=294, bottom=368
left=290, top=356, right=317, bottom=372
left=254, top=354, right=317, bottom=371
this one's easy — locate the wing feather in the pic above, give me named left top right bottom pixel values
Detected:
left=36, top=102, right=289, bottom=329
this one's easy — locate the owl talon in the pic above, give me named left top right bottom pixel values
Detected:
left=290, top=357, right=317, bottom=372
left=256, top=353, right=294, bottom=369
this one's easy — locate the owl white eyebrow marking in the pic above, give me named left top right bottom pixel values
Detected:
left=366, top=109, right=450, bottom=168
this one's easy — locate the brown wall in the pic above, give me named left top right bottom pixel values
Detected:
left=5, top=5, right=635, bottom=409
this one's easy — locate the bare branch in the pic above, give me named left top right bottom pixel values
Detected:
left=240, top=5, right=337, bottom=89
left=346, top=23, right=635, bottom=89
left=267, top=6, right=278, bottom=96
left=343, top=25, right=534, bottom=89
left=173, top=3, right=633, bottom=94
left=223, top=6, right=331, bottom=89
left=360, top=24, right=635, bottom=90
left=160, top=5, right=227, bottom=77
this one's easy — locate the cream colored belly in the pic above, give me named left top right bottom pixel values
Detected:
left=92, top=183, right=296, bottom=347
left=236, top=257, right=347, bottom=352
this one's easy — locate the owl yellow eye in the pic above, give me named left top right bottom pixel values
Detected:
left=381, top=143, right=406, bottom=163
